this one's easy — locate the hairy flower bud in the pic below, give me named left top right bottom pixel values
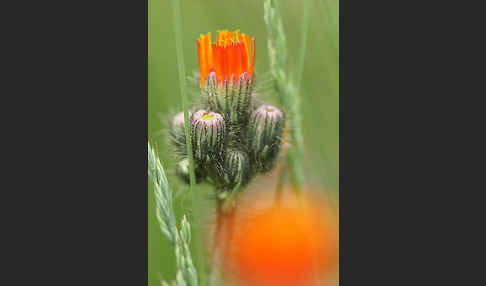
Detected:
left=248, top=105, right=285, bottom=172
left=176, top=158, right=206, bottom=184
left=191, top=110, right=226, bottom=163
left=223, top=149, right=250, bottom=189
left=169, top=111, right=188, bottom=154
left=205, top=71, right=253, bottom=124
left=233, top=72, right=253, bottom=123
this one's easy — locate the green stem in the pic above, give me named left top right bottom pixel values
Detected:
left=274, top=160, right=288, bottom=205
left=171, top=0, right=206, bottom=285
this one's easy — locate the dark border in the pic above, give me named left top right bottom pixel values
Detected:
left=20, top=0, right=150, bottom=284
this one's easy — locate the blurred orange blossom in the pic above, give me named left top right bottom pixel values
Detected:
left=220, top=191, right=339, bottom=286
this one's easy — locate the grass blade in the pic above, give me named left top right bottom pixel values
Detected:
left=264, top=0, right=305, bottom=191
left=148, top=142, right=198, bottom=286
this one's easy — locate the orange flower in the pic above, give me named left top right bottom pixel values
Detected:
left=222, top=193, right=339, bottom=286
left=197, top=30, right=255, bottom=88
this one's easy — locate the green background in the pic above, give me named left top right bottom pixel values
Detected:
left=148, top=0, right=338, bottom=285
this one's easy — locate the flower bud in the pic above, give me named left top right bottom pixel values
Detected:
left=205, top=72, right=228, bottom=116
left=205, top=71, right=253, bottom=124
left=169, top=111, right=188, bottom=154
left=233, top=72, right=253, bottom=123
left=191, top=109, right=226, bottom=163
left=176, top=158, right=206, bottom=184
left=223, top=149, right=250, bottom=189
left=248, top=105, right=285, bottom=172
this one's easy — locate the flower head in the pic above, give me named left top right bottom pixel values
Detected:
left=197, top=30, right=255, bottom=88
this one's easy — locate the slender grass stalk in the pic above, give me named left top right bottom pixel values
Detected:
left=319, top=0, right=339, bottom=39
left=295, top=0, right=311, bottom=93
left=264, top=0, right=305, bottom=191
left=170, top=1, right=206, bottom=285
left=170, top=0, right=195, bottom=190
left=148, top=142, right=198, bottom=286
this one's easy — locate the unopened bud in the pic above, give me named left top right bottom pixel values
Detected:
left=191, top=109, right=226, bottom=163
left=248, top=105, right=285, bottom=172
left=233, top=72, right=253, bottom=123
left=205, top=71, right=253, bottom=124
left=223, top=149, right=250, bottom=189
left=176, top=158, right=206, bottom=184
left=169, top=111, right=188, bottom=154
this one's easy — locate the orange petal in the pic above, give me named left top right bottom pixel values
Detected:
left=250, top=37, right=255, bottom=77
left=197, top=37, right=206, bottom=87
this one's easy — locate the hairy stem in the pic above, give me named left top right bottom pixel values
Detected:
left=274, top=159, right=288, bottom=205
